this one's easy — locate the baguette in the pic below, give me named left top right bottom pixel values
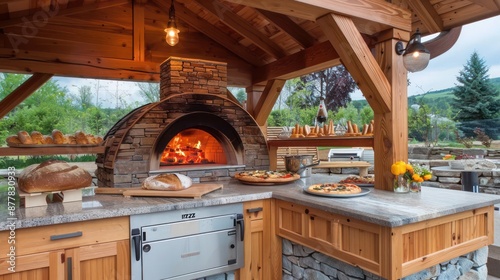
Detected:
left=6, top=135, right=21, bottom=146
left=52, top=129, right=65, bottom=144
left=17, top=131, right=33, bottom=144
left=75, top=131, right=89, bottom=144
left=30, top=131, right=44, bottom=144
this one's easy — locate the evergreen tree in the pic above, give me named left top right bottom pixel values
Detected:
left=451, top=51, right=500, bottom=121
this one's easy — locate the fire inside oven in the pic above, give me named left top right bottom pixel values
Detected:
left=160, top=129, right=227, bottom=166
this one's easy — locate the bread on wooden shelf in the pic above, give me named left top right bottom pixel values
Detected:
left=17, top=159, right=92, bottom=193
left=17, top=131, right=33, bottom=144
left=4, top=129, right=103, bottom=147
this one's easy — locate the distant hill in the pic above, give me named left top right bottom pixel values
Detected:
left=351, top=77, right=500, bottom=109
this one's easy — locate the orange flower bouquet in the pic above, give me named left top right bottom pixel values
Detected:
left=391, top=161, right=432, bottom=193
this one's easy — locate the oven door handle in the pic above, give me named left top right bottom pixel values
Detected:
left=131, top=228, right=142, bottom=261
left=236, top=214, right=244, bottom=241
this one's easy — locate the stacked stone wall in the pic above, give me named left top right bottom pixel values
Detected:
left=282, top=239, right=488, bottom=280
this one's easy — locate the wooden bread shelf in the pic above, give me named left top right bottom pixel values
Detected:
left=0, top=146, right=105, bottom=156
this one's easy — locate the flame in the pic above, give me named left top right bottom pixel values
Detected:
left=160, top=134, right=208, bottom=165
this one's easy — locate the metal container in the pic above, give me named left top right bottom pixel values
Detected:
left=284, top=155, right=320, bottom=177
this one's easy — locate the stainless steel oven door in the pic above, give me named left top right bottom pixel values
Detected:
left=142, top=228, right=241, bottom=280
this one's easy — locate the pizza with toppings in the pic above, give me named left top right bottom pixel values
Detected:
left=339, top=176, right=374, bottom=184
left=306, top=183, right=362, bottom=195
left=235, top=170, right=300, bottom=185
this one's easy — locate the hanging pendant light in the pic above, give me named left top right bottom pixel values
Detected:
left=164, top=0, right=179, bottom=46
left=395, top=28, right=430, bottom=72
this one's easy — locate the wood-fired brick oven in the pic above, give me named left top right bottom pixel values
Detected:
left=95, top=57, right=269, bottom=188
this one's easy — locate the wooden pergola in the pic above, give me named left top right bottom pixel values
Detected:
left=0, top=0, right=498, bottom=190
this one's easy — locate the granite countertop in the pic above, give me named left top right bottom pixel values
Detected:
left=2, top=174, right=500, bottom=231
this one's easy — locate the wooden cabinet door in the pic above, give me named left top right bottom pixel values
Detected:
left=238, top=200, right=273, bottom=280
left=65, top=240, right=130, bottom=280
left=0, top=251, right=64, bottom=280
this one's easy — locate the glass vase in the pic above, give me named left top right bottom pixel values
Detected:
left=410, top=181, right=421, bottom=192
left=393, top=175, right=409, bottom=193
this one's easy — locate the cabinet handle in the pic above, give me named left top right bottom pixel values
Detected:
left=50, top=231, right=82, bottom=241
left=246, top=207, right=263, bottom=213
left=67, top=257, right=73, bottom=280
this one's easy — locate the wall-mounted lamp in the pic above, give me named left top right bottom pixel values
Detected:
left=164, top=0, right=179, bottom=46
left=395, top=28, right=430, bottom=72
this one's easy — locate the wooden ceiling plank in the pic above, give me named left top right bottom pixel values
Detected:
left=0, top=73, right=53, bottom=119
left=133, top=1, right=146, bottom=62
left=254, top=79, right=286, bottom=126
left=151, top=0, right=264, bottom=66
left=317, top=13, right=391, bottom=113
left=0, top=0, right=128, bottom=28
left=472, top=0, right=499, bottom=10
left=253, top=41, right=341, bottom=85
left=256, top=9, right=316, bottom=48
left=195, top=0, right=286, bottom=59
left=223, top=0, right=411, bottom=32
left=406, top=0, right=443, bottom=33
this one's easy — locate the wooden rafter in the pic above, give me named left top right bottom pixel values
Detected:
left=0, top=73, right=53, bottom=119
left=133, top=1, right=146, bottom=62
left=194, top=0, right=286, bottom=59
left=152, top=0, right=265, bottom=66
left=317, top=13, right=391, bottom=113
left=256, top=9, right=316, bottom=48
left=253, top=79, right=286, bottom=126
left=406, top=0, right=443, bottom=33
left=223, top=0, right=412, bottom=34
left=0, top=0, right=128, bottom=28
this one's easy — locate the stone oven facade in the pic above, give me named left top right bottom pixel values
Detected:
left=95, top=57, right=269, bottom=188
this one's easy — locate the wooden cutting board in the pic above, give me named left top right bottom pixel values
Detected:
left=94, top=183, right=223, bottom=199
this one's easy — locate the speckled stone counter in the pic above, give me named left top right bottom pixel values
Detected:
left=2, top=174, right=500, bottom=231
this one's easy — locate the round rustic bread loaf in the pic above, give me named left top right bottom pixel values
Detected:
left=18, top=160, right=92, bottom=193
left=141, top=173, right=192, bottom=191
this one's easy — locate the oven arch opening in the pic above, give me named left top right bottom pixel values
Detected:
left=150, top=112, right=244, bottom=170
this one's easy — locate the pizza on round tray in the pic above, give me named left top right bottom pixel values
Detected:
left=307, top=183, right=362, bottom=195
left=235, top=170, right=300, bottom=184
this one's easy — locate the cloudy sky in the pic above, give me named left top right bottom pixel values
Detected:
left=352, top=16, right=500, bottom=99
left=57, top=15, right=500, bottom=105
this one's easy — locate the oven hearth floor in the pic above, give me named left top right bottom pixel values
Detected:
left=150, top=164, right=246, bottom=173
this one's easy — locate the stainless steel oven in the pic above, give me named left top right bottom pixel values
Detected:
left=130, top=203, right=244, bottom=280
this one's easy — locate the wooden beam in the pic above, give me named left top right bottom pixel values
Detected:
left=0, top=51, right=159, bottom=81
left=406, top=0, right=443, bottom=33
left=256, top=9, right=316, bottom=48
left=0, top=73, right=53, bottom=119
left=133, top=1, right=146, bottom=62
left=424, top=27, right=461, bottom=59
left=253, top=79, right=286, bottom=126
left=372, top=36, right=409, bottom=191
left=0, top=0, right=129, bottom=28
left=152, top=0, right=265, bottom=66
left=223, top=0, right=412, bottom=33
left=253, top=41, right=341, bottom=84
left=317, top=13, right=391, bottom=113
left=195, top=0, right=286, bottom=59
